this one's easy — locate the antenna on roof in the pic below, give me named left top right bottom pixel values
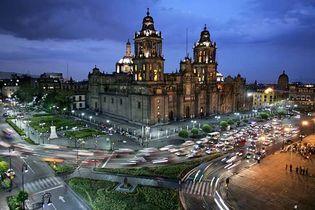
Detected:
left=185, top=28, right=189, bottom=58
left=66, top=63, right=69, bottom=80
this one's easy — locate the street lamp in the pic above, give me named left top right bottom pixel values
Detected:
left=81, top=113, right=85, bottom=118
left=21, top=163, right=28, bottom=209
left=89, top=116, right=92, bottom=122
left=42, top=192, right=52, bottom=207
left=8, top=146, right=15, bottom=170
left=71, top=110, right=75, bottom=114
left=75, top=139, right=85, bottom=164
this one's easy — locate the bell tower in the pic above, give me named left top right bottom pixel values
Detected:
left=192, top=25, right=218, bottom=83
left=133, top=8, right=164, bottom=82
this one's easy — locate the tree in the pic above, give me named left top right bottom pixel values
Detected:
left=0, top=161, right=8, bottom=172
left=220, top=121, right=228, bottom=130
left=259, top=112, right=269, bottom=120
left=202, top=124, right=212, bottom=133
left=178, top=129, right=189, bottom=138
left=227, top=119, right=235, bottom=125
left=16, top=191, right=28, bottom=209
left=191, top=128, right=199, bottom=136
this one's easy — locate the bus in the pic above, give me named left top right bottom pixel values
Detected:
left=206, top=131, right=220, bottom=140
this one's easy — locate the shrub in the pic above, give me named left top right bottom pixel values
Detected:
left=51, top=164, right=75, bottom=175
left=202, top=124, right=212, bottom=133
left=219, top=121, right=228, bottom=129
left=259, top=112, right=269, bottom=120
left=191, top=128, right=199, bottom=135
left=178, top=129, right=189, bottom=138
left=227, top=119, right=235, bottom=125
left=0, top=161, right=9, bottom=172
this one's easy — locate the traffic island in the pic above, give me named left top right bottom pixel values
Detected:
left=67, top=177, right=179, bottom=210
left=227, top=137, right=315, bottom=210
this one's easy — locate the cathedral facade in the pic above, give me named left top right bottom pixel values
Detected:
left=88, top=10, right=246, bottom=125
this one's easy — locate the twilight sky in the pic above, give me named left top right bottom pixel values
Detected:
left=0, top=0, right=314, bottom=83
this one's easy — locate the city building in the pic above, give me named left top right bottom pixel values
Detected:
left=71, top=94, right=86, bottom=110
left=252, top=87, right=276, bottom=108
left=88, top=9, right=246, bottom=125
left=289, top=83, right=315, bottom=111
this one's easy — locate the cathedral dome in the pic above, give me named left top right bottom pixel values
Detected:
left=277, top=70, right=289, bottom=90
left=141, top=8, right=155, bottom=31
left=199, top=24, right=211, bottom=43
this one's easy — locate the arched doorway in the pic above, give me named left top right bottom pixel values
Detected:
left=169, top=111, right=174, bottom=121
left=200, top=107, right=204, bottom=117
left=185, top=106, right=190, bottom=118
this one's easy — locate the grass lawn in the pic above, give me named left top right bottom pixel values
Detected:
left=67, top=178, right=179, bottom=210
left=65, top=128, right=104, bottom=139
left=29, top=114, right=82, bottom=133
left=95, top=153, right=221, bottom=179
left=50, top=163, right=75, bottom=175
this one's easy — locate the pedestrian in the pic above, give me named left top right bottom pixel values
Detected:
left=295, top=166, right=298, bottom=174
left=290, top=164, right=292, bottom=172
left=302, top=167, right=305, bottom=175
left=299, top=166, right=302, bottom=174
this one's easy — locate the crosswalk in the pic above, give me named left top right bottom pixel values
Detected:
left=181, top=178, right=218, bottom=196
left=24, top=176, right=63, bottom=193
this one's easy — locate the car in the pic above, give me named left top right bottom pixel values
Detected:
left=245, top=153, right=253, bottom=159
left=152, top=157, right=168, bottom=164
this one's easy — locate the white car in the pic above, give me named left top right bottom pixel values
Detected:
left=152, top=158, right=168, bottom=164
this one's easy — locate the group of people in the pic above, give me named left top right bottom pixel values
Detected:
left=289, top=142, right=315, bottom=160
left=286, top=164, right=309, bottom=176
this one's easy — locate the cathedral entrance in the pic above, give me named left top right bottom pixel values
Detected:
left=185, top=106, right=190, bottom=118
left=169, top=111, right=174, bottom=121
left=200, top=107, right=204, bottom=117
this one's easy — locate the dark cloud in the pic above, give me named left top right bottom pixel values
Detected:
left=0, top=0, right=314, bottom=83
left=0, top=0, right=153, bottom=41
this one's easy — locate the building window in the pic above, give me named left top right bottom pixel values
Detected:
left=79, top=103, right=83, bottom=108
left=157, top=99, right=160, bottom=104
left=138, top=102, right=141, bottom=109
left=154, top=69, right=158, bottom=81
left=79, top=96, right=82, bottom=101
left=143, top=64, right=146, bottom=70
left=111, top=98, right=114, bottom=104
left=120, top=98, right=122, bottom=105
left=157, top=105, right=160, bottom=110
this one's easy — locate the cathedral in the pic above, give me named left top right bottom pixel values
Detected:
left=88, top=9, right=246, bottom=125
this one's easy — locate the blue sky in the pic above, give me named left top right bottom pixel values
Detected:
left=0, top=0, right=314, bottom=83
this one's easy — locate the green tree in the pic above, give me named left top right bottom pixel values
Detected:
left=202, top=124, right=212, bottom=133
left=14, top=84, right=41, bottom=103
left=259, top=112, right=269, bottom=120
left=178, top=129, right=189, bottom=138
left=227, top=119, right=235, bottom=125
left=220, top=121, right=228, bottom=129
left=16, top=191, right=28, bottom=209
left=191, top=128, right=199, bottom=135
left=0, top=161, right=8, bottom=172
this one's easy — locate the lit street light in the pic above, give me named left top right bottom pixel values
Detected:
left=89, top=116, right=92, bottom=122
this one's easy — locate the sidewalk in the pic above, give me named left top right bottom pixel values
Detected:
left=228, top=145, right=315, bottom=210
left=0, top=189, right=18, bottom=210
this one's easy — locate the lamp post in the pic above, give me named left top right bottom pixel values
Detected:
left=8, top=146, right=14, bottom=169
left=75, top=139, right=85, bottom=164
left=21, top=163, right=28, bottom=210
left=89, top=116, right=92, bottom=122
left=42, top=192, right=52, bottom=208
